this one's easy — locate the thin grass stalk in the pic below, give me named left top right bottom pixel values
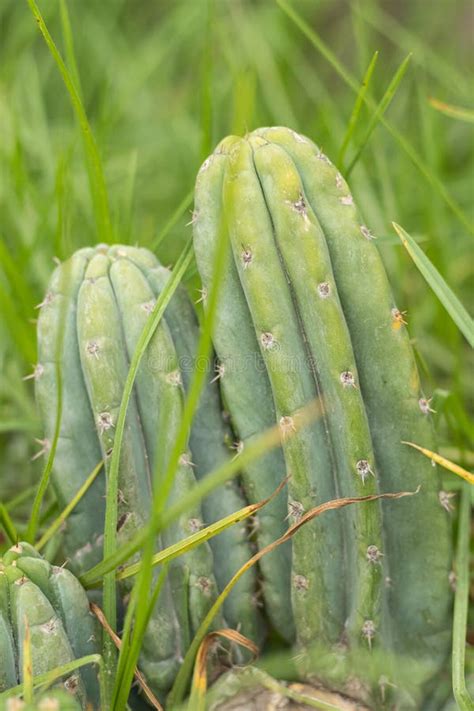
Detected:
left=345, top=53, right=412, bottom=176
left=452, top=485, right=472, bottom=710
left=338, top=50, right=379, bottom=166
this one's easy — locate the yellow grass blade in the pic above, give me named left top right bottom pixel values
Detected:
left=402, top=441, right=474, bottom=485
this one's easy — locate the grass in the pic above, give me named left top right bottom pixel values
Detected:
left=0, top=0, right=472, bottom=709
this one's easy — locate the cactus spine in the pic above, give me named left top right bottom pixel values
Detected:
left=0, top=543, right=99, bottom=709
left=35, top=245, right=260, bottom=699
left=193, top=127, right=452, bottom=705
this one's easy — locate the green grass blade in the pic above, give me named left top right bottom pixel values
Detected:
left=199, top=0, right=214, bottom=162
left=115, top=495, right=279, bottom=582
left=231, top=68, right=257, bottom=136
left=338, top=50, right=379, bottom=166
left=112, top=565, right=168, bottom=710
left=4, top=486, right=37, bottom=512
left=59, top=0, right=83, bottom=98
left=0, top=238, right=37, bottom=317
left=233, top=2, right=298, bottom=128
left=345, top=53, right=412, bottom=176
left=150, top=203, right=230, bottom=532
left=0, top=504, right=19, bottom=544
left=393, top=222, right=474, bottom=347
left=26, top=0, right=112, bottom=243
left=100, top=238, right=193, bottom=697
left=0, top=420, right=38, bottom=435
left=112, top=369, right=173, bottom=709
left=429, top=98, right=474, bottom=123
left=452, top=485, right=472, bottom=710
left=0, top=282, right=36, bottom=363
left=0, top=654, right=105, bottom=702
left=151, top=187, right=194, bottom=251
left=35, top=460, right=103, bottom=551
left=275, top=0, right=474, bottom=236
left=275, top=0, right=357, bottom=97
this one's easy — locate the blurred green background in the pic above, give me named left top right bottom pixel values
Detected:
left=0, top=0, right=473, bottom=516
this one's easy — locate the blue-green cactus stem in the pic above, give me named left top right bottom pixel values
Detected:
left=193, top=141, right=295, bottom=642
left=256, top=126, right=452, bottom=679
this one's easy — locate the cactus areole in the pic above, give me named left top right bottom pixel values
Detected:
left=193, top=127, right=453, bottom=708
left=0, top=543, right=100, bottom=709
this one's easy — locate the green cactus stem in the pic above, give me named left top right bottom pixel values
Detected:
left=35, top=244, right=260, bottom=699
left=1, top=691, right=83, bottom=711
left=0, top=542, right=100, bottom=709
left=193, top=127, right=452, bottom=706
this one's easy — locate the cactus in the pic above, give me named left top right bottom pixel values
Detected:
left=2, top=690, right=82, bottom=711
left=35, top=244, right=260, bottom=699
left=193, top=127, right=453, bottom=706
left=0, top=542, right=99, bottom=709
